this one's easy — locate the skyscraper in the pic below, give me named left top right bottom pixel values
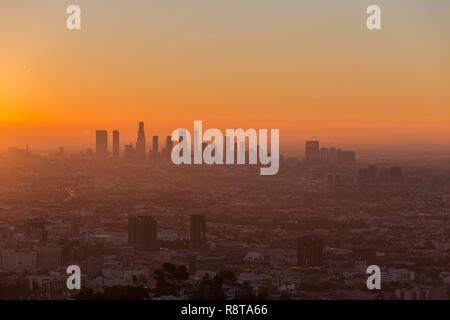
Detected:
left=297, top=236, right=323, bottom=267
left=128, top=216, right=158, bottom=252
left=190, top=214, right=206, bottom=249
left=305, top=140, right=320, bottom=164
left=337, top=150, right=356, bottom=165
left=319, top=147, right=329, bottom=163
left=152, top=136, right=159, bottom=155
left=113, top=130, right=120, bottom=159
left=162, top=135, right=173, bottom=158
left=136, top=122, right=146, bottom=160
left=96, top=130, right=108, bottom=157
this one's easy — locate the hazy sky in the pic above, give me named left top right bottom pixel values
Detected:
left=1, top=0, right=449, bottom=155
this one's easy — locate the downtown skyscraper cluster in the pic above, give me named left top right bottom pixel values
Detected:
left=95, top=123, right=173, bottom=160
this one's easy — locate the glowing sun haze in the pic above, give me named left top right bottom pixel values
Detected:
left=1, top=0, right=449, bottom=155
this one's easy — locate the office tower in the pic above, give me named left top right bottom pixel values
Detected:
left=319, top=147, right=329, bottom=163
left=113, top=130, right=120, bottom=158
left=337, top=150, right=356, bottom=165
left=297, top=236, right=323, bottom=267
left=390, top=167, right=404, bottom=183
left=166, top=136, right=173, bottom=149
left=152, top=136, right=159, bottom=155
left=96, top=130, right=108, bottom=157
left=124, top=143, right=135, bottom=159
left=305, top=140, right=320, bottom=164
left=162, top=136, right=173, bottom=158
left=128, top=216, right=158, bottom=252
left=135, top=122, right=146, bottom=160
left=59, top=146, right=64, bottom=156
left=329, top=147, right=337, bottom=163
left=190, top=214, right=206, bottom=249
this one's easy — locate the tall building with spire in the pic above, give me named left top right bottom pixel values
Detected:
left=136, top=122, right=146, bottom=160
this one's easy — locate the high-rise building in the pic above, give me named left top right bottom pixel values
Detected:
left=190, top=214, right=206, bottom=248
left=337, top=150, right=356, bottom=165
left=128, top=216, right=158, bottom=252
left=152, top=136, right=159, bottom=155
left=113, top=130, right=120, bottom=158
left=319, top=147, right=329, bottom=163
left=305, top=141, right=320, bottom=164
left=96, top=130, right=108, bottom=157
left=136, top=122, right=146, bottom=160
left=162, top=136, right=173, bottom=158
left=297, top=236, right=323, bottom=267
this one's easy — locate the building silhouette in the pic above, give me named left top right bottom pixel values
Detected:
left=128, top=216, right=158, bottom=252
left=305, top=141, right=320, bottom=164
left=162, top=136, right=173, bottom=158
left=337, top=149, right=356, bottom=165
left=112, top=130, right=120, bottom=159
left=190, top=214, right=206, bottom=249
left=95, top=130, right=108, bottom=157
left=152, top=136, right=159, bottom=156
left=297, top=236, right=323, bottom=267
left=319, top=147, right=329, bottom=163
left=136, top=122, right=146, bottom=160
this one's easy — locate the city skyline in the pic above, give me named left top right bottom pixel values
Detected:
left=2, top=120, right=450, bottom=158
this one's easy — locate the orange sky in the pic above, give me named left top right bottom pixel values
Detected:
left=1, top=0, right=450, bottom=155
